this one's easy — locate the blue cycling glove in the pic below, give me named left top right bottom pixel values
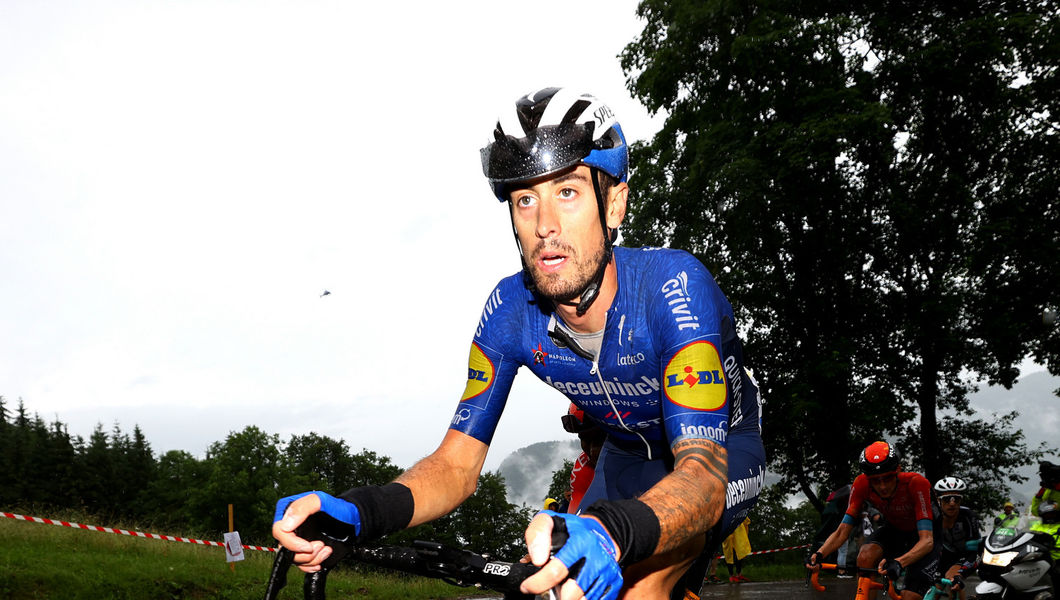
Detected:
left=544, top=510, right=623, bottom=600
left=273, top=491, right=362, bottom=536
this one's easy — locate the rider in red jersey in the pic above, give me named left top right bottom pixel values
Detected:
left=560, top=403, right=606, bottom=514
left=806, top=441, right=940, bottom=600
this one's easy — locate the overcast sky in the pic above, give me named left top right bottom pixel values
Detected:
left=0, top=0, right=670, bottom=471
left=2, top=2, right=1052, bottom=479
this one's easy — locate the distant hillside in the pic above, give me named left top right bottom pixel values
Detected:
left=966, top=369, right=1060, bottom=508
left=497, top=439, right=580, bottom=508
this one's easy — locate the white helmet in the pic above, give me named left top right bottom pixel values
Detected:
left=933, top=476, right=967, bottom=494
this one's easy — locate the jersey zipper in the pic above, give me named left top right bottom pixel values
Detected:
left=591, top=313, right=653, bottom=461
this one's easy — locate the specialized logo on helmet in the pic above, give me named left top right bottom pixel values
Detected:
left=461, top=343, right=494, bottom=402
left=663, top=341, right=727, bottom=410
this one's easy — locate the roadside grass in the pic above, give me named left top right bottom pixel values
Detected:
left=724, top=560, right=808, bottom=582
left=0, top=515, right=490, bottom=599
left=1, top=512, right=812, bottom=599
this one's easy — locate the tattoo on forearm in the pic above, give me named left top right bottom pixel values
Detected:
left=673, top=442, right=727, bottom=482
left=640, top=441, right=728, bottom=554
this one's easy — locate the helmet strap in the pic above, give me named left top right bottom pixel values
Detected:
left=558, top=168, right=612, bottom=316
left=508, top=167, right=614, bottom=317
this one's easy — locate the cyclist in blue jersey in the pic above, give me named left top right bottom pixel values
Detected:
left=272, top=87, right=766, bottom=600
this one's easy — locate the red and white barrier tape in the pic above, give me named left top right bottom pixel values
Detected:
left=2, top=512, right=277, bottom=552
left=715, top=542, right=811, bottom=559
left=4, top=511, right=811, bottom=559
left=748, top=543, right=811, bottom=556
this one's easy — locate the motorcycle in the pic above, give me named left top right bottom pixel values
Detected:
left=973, top=518, right=1056, bottom=600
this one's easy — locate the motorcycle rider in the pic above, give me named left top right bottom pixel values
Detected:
left=932, top=477, right=981, bottom=600
left=993, top=501, right=1019, bottom=528
left=1029, top=500, right=1060, bottom=593
left=1032, top=460, right=1060, bottom=520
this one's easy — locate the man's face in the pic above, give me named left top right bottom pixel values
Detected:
left=508, top=165, right=622, bottom=303
left=868, top=472, right=899, bottom=498
left=939, top=494, right=962, bottom=516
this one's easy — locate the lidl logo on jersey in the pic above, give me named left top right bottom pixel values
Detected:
left=461, top=343, right=494, bottom=402
left=663, top=341, right=727, bottom=411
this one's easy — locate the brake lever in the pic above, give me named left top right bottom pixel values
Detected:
left=549, top=516, right=570, bottom=553
left=263, top=513, right=358, bottom=600
left=263, top=546, right=294, bottom=600
left=304, top=568, right=329, bottom=600
left=296, top=512, right=358, bottom=568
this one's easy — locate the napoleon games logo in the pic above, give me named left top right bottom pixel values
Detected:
left=663, top=341, right=727, bottom=410
left=531, top=342, right=549, bottom=366
left=461, top=343, right=494, bottom=402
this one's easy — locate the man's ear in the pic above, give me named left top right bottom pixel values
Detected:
left=606, top=182, right=629, bottom=230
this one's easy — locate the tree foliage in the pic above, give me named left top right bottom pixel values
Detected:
left=546, top=459, right=575, bottom=507
left=0, top=396, right=531, bottom=555
left=620, top=0, right=1059, bottom=507
left=747, top=484, right=819, bottom=563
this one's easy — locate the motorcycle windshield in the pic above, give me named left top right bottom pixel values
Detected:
left=988, top=526, right=1020, bottom=547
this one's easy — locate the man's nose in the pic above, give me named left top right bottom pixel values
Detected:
left=536, top=198, right=560, bottom=239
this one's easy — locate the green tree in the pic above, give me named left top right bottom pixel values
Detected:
left=546, top=459, right=574, bottom=508
left=285, top=432, right=355, bottom=493
left=0, top=397, right=8, bottom=505
left=4, top=401, right=37, bottom=505
left=142, top=449, right=209, bottom=530
left=193, top=426, right=289, bottom=544
left=41, top=420, right=78, bottom=508
left=341, top=448, right=403, bottom=491
left=445, top=471, right=533, bottom=561
left=78, top=423, right=114, bottom=515
left=621, top=0, right=1058, bottom=507
left=746, top=485, right=819, bottom=564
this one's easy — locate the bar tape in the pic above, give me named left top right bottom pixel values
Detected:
left=2, top=512, right=277, bottom=552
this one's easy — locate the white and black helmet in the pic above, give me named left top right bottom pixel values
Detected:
left=480, top=87, right=628, bottom=202
left=479, top=87, right=629, bottom=316
left=934, top=476, right=968, bottom=494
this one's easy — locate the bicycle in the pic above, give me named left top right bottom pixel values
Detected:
left=263, top=513, right=564, bottom=600
left=809, top=562, right=901, bottom=600
left=810, top=562, right=973, bottom=600
left=924, top=557, right=978, bottom=600
left=922, top=576, right=964, bottom=600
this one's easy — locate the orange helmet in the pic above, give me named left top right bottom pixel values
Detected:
left=860, top=441, right=900, bottom=475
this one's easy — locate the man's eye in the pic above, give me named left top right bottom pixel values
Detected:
left=559, top=188, right=577, bottom=199
left=516, top=195, right=535, bottom=207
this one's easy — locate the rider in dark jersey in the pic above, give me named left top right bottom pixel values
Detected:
left=272, top=87, right=765, bottom=600
left=807, top=441, right=940, bottom=600
left=931, top=477, right=981, bottom=600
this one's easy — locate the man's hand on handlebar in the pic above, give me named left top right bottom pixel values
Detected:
left=272, top=491, right=361, bottom=573
left=879, top=558, right=902, bottom=581
left=520, top=511, right=623, bottom=600
left=805, top=550, right=824, bottom=572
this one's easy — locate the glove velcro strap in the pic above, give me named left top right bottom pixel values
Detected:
left=339, top=482, right=415, bottom=541
left=583, top=498, right=661, bottom=566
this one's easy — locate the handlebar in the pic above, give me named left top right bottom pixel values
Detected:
left=808, top=564, right=901, bottom=600
left=264, top=513, right=569, bottom=600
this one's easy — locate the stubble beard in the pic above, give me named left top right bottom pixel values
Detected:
left=526, top=238, right=607, bottom=304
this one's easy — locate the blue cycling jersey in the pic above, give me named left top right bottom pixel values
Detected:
left=450, top=246, right=762, bottom=453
